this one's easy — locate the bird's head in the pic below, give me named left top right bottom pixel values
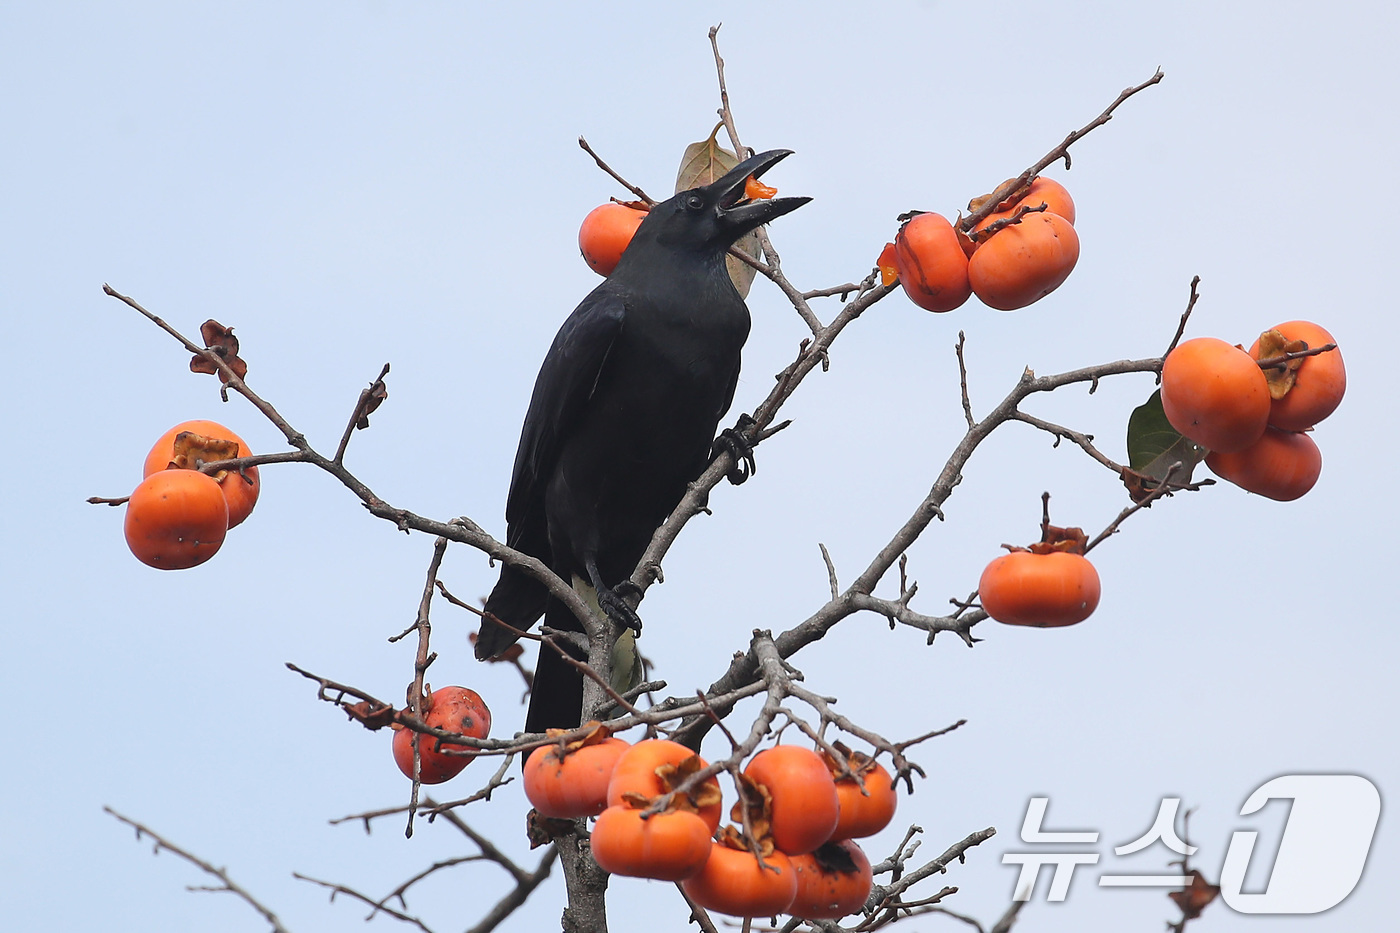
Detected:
left=627, top=149, right=810, bottom=259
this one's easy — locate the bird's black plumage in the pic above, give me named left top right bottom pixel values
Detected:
left=476, top=149, right=809, bottom=733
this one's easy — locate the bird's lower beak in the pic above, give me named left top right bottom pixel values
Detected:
left=714, top=149, right=811, bottom=232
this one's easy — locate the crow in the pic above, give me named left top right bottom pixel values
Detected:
left=475, top=148, right=809, bottom=733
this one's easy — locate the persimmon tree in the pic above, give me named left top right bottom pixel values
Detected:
left=95, top=28, right=1344, bottom=933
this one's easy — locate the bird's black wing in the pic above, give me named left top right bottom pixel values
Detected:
left=477, top=287, right=625, bottom=661
left=505, top=284, right=626, bottom=531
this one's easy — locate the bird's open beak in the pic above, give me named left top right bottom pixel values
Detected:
left=713, top=149, right=811, bottom=233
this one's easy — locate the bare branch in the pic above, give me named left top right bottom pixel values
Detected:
left=105, top=807, right=291, bottom=933
left=578, top=136, right=656, bottom=205
left=960, top=68, right=1165, bottom=233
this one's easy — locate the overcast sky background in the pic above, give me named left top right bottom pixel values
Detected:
left=3, top=3, right=1395, bottom=931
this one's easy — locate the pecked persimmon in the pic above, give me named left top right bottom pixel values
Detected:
left=579, top=202, right=647, bottom=277
left=143, top=420, right=260, bottom=528
left=876, top=241, right=899, bottom=287
left=606, top=739, right=723, bottom=831
left=979, top=549, right=1100, bottom=628
left=590, top=805, right=714, bottom=881
left=788, top=839, right=874, bottom=920
left=393, top=686, right=492, bottom=784
left=682, top=841, right=799, bottom=917
left=826, top=752, right=897, bottom=841
left=968, top=210, right=1079, bottom=311
left=893, top=212, right=972, bottom=312
left=124, top=469, right=229, bottom=570
left=524, top=730, right=630, bottom=819
left=1205, top=426, right=1322, bottom=501
left=744, top=745, right=841, bottom=856
left=1248, top=321, right=1345, bottom=431
left=1160, top=337, right=1271, bottom=453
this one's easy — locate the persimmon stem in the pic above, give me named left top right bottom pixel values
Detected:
left=1255, top=343, right=1337, bottom=370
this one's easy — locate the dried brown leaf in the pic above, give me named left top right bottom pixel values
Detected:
left=344, top=700, right=397, bottom=730
left=676, top=125, right=760, bottom=297
left=190, top=319, right=248, bottom=382
left=1168, top=869, right=1220, bottom=920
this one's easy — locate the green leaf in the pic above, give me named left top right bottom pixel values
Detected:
left=1127, top=389, right=1206, bottom=482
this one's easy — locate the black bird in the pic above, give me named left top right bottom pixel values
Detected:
left=475, top=148, right=809, bottom=733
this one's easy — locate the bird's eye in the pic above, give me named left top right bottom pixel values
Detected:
left=685, top=194, right=704, bottom=211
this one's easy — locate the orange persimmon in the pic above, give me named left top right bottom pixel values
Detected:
left=1205, top=426, right=1322, bottom=501
left=143, top=420, right=259, bottom=528
left=123, top=469, right=229, bottom=570
left=893, top=212, right=972, bottom=312
left=579, top=202, right=647, bottom=276
left=1160, top=337, right=1271, bottom=453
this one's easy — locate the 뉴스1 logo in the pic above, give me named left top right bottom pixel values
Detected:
left=1002, top=774, right=1380, bottom=915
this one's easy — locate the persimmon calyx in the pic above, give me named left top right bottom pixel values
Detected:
left=969, top=176, right=1034, bottom=216
left=715, top=823, right=778, bottom=859
left=825, top=742, right=877, bottom=785
left=544, top=720, right=612, bottom=755
left=1028, top=524, right=1089, bottom=555
left=630, top=754, right=723, bottom=814
left=1254, top=328, right=1309, bottom=399
left=729, top=771, right=776, bottom=844
left=166, top=431, right=241, bottom=481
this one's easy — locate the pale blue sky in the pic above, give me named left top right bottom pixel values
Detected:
left=3, top=3, right=1395, bottom=931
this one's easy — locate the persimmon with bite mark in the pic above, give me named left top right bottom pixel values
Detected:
left=788, top=839, right=874, bottom=920
left=124, top=469, right=229, bottom=570
left=1160, top=337, right=1271, bottom=453
left=579, top=202, right=647, bottom=277
left=392, top=686, right=492, bottom=784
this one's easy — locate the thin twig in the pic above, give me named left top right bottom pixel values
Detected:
left=956, top=331, right=974, bottom=428
left=577, top=136, right=655, bottom=205
left=1160, top=275, right=1202, bottom=377
left=960, top=67, right=1165, bottom=233
left=105, top=807, right=291, bottom=933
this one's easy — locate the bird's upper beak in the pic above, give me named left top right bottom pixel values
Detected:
left=713, top=149, right=811, bottom=234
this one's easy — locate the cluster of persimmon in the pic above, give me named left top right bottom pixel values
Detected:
left=122, top=420, right=261, bottom=570
left=390, top=685, right=493, bottom=784
left=523, top=729, right=897, bottom=920
left=577, top=175, right=779, bottom=277
left=878, top=176, right=1080, bottom=313
left=1161, top=321, right=1345, bottom=501
left=978, top=524, right=1101, bottom=628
